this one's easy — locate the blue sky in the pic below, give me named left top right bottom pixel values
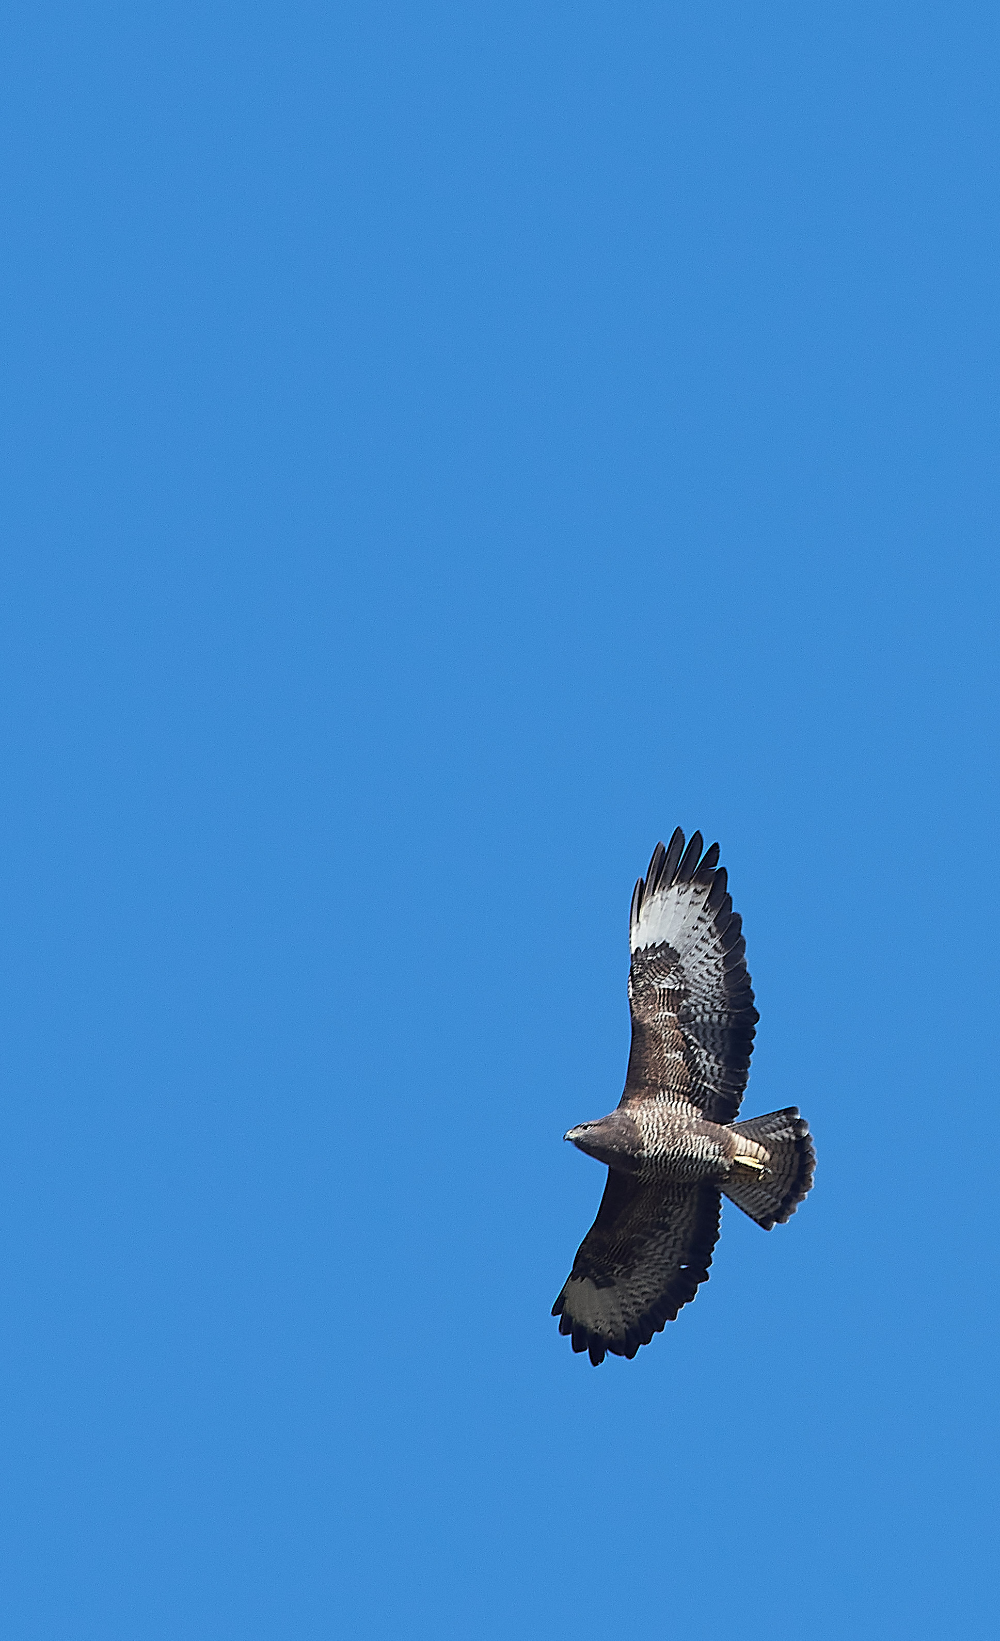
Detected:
left=2, top=3, right=998, bottom=1636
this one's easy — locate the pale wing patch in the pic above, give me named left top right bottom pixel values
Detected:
left=630, top=877, right=715, bottom=956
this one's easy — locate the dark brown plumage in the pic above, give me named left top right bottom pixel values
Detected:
left=552, top=830, right=815, bottom=1365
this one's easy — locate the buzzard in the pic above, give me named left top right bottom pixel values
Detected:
left=553, top=829, right=814, bottom=1365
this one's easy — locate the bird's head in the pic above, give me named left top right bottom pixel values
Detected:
left=563, top=1111, right=639, bottom=1168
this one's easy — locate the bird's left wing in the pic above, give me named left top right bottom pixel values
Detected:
left=622, top=828, right=759, bottom=1123
left=551, top=1175, right=721, bottom=1365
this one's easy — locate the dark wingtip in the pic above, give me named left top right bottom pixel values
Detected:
left=676, top=830, right=704, bottom=883
left=707, top=867, right=729, bottom=911
left=630, top=877, right=644, bottom=925
left=645, top=841, right=667, bottom=894
left=700, top=841, right=720, bottom=873
left=661, top=827, right=685, bottom=886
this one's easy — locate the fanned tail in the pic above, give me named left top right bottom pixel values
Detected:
left=723, top=1108, right=815, bottom=1230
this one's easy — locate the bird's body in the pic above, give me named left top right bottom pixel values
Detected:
left=565, top=1103, right=766, bottom=1182
left=553, top=830, right=815, bottom=1365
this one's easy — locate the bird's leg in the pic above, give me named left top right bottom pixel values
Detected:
left=732, top=1153, right=767, bottom=1173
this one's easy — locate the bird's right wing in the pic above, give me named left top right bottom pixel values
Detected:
left=551, top=1174, right=721, bottom=1365
left=623, top=828, right=759, bottom=1123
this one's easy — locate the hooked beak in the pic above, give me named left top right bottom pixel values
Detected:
left=563, top=1125, right=587, bottom=1144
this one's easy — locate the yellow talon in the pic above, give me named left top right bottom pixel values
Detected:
left=734, top=1153, right=767, bottom=1173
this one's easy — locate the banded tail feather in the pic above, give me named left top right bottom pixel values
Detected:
left=723, top=1107, right=815, bottom=1230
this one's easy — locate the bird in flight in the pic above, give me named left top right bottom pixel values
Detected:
left=553, top=829, right=814, bottom=1365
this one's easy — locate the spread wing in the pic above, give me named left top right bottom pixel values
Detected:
left=551, top=1175, right=721, bottom=1365
left=623, top=828, right=759, bottom=1123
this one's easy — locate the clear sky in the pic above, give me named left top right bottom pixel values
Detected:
left=2, top=3, right=998, bottom=1637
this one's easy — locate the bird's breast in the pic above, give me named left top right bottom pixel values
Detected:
left=632, top=1105, right=732, bottom=1181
